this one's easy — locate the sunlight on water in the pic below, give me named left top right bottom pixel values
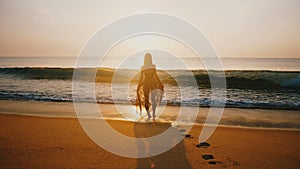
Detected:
left=0, top=57, right=299, bottom=129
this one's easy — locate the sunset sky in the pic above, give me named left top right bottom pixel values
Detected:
left=0, top=0, right=299, bottom=58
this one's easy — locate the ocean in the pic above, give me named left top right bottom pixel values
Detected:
left=1, top=57, right=300, bottom=71
left=0, top=57, right=299, bottom=128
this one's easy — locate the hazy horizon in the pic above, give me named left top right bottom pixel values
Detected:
left=0, top=56, right=299, bottom=58
left=1, top=57, right=299, bottom=71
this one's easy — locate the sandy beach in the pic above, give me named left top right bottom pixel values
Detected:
left=0, top=100, right=299, bottom=169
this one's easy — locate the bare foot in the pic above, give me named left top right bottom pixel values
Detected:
left=153, top=115, right=157, bottom=121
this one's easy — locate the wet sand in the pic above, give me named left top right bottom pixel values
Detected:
left=0, top=101, right=299, bottom=168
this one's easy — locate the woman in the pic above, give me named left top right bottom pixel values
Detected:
left=137, top=53, right=164, bottom=120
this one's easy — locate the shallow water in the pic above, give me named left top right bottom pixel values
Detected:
left=0, top=100, right=299, bottom=129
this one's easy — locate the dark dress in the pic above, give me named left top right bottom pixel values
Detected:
left=137, top=68, right=164, bottom=113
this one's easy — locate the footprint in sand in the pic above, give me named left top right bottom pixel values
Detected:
left=184, top=134, right=193, bottom=138
left=195, top=142, right=223, bottom=165
left=202, top=154, right=223, bottom=165
left=196, top=142, right=210, bottom=148
left=202, top=154, right=214, bottom=160
left=177, top=129, right=194, bottom=139
left=183, top=134, right=223, bottom=165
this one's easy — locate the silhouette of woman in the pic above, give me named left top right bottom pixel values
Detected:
left=137, top=53, right=164, bottom=120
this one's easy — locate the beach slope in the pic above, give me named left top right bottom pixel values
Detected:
left=0, top=102, right=299, bottom=168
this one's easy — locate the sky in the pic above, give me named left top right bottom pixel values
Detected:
left=0, top=0, right=300, bottom=58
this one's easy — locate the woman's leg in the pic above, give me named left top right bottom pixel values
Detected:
left=151, top=90, right=158, bottom=120
left=152, top=104, right=156, bottom=120
left=144, top=90, right=151, bottom=119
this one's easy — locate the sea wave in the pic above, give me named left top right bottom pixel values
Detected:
left=1, top=67, right=299, bottom=90
left=1, top=67, right=299, bottom=110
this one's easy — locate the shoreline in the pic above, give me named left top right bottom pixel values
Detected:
left=1, top=98, right=299, bottom=111
left=1, top=111, right=299, bottom=132
left=0, top=99, right=299, bottom=130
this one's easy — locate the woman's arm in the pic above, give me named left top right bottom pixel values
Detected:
left=154, top=72, right=164, bottom=91
left=137, top=71, right=145, bottom=90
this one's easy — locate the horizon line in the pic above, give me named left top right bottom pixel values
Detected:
left=0, top=55, right=299, bottom=59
